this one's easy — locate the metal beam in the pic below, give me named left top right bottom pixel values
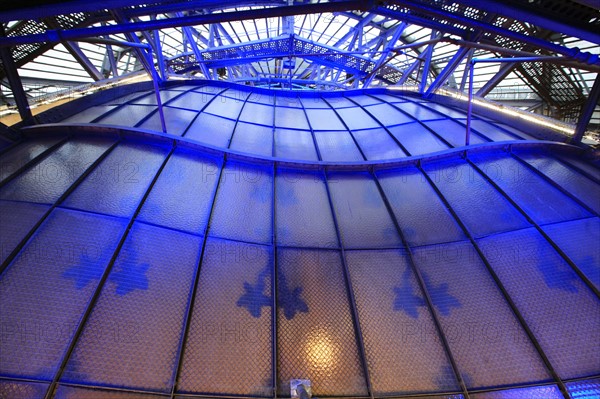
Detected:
left=476, top=61, right=517, bottom=96
left=573, top=72, right=600, bottom=143
left=0, top=27, right=34, bottom=125
left=0, top=1, right=374, bottom=47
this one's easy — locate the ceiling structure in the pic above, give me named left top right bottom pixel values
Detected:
left=0, top=0, right=599, bottom=132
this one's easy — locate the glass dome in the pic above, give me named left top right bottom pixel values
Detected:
left=0, top=81, right=599, bottom=399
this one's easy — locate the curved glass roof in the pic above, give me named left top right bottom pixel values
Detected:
left=1, top=80, right=599, bottom=398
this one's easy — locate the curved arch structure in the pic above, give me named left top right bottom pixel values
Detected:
left=0, top=81, right=599, bottom=399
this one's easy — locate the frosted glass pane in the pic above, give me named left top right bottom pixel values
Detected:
left=0, top=136, right=62, bottom=182
left=395, top=102, right=445, bottom=121
left=346, top=249, right=458, bottom=394
left=177, top=238, right=272, bottom=395
left=209, top=160, right=272, bottom=244
left=277, top=248, right=368, bottom=396
left=469, top=385, right=563, bottom=399
left=139, top=107, right=197, bottom=136
left=137, top=148, right=221, bottom=234
left=328, top=171, right=402, bottom=248
left=62, top=141, right=169, bottom=218
left=567, top=378, right=600, bottom=399
left=0, top=200, right=49, bottom=264
left=185, top=113, right=235, bottom=146
left=61, top=222, right=201, bottom=391
left=55, top=385, right=163, bottom=398
left=0, top=380, right=48, bottom=399
left=470, top=120, right=525, bottom=141
left=0, top=137, right=114, bottom=205
left=276, top=168, right=337, bottom=247
left=542, top=217, right=600, bottom=290
left=96, top=104, right=154, bottom=127
left=377, top=166, right=465, bottom=246
left=165, top=91, right=214, bottom=110
left=230, top=122, right=273, bottom=156
left=275, top=106, right=309, bottom=130
left=274, top=128, right=318, bottom=160
left=314, top=130, right=363, bottom=162
left=470, top=152, right=590, bottom=225
left=422, top=157, right=529, bottom=237
left=413, top=241, right=551, bottom=389
left=515, top=149, right=600, bottom=214
left=346, top=95, right=380, bottom=106
left=305, top=108, right=346, bottom=130
left=388, top=122, right=449, bottom=155
left=0, top=208, right=126, bottom=379
left=61, top=105, right=117, bottom=123
left=422, top=103, right=468, bottom=120
left=238, top=102, right=274, bottom=125
left=364, top=103, right=414, bottom=126
left=478, top=228, right=600, bottom=379
left=424, top=120, right=487, bottom=146
left=336, top=107, right=380, bottom=130
left=352, top=128, right=405, bottom=160
left=203, top=95, right=246, bottom=119
left=131, top=90, right=184, bottom=105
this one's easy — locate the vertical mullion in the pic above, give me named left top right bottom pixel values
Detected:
left=322, top=167, right=374, bottom=399
left=298, top=97, right=323, bottom=161
left=169, top=154, right=227, bottom=398
left=0, top=136, right=118, bottom=277
left=226, top=91, right=253, bottom=149
left=370, top=169, right=471, bottom=399
left=415, top=160, right=572, bottom=399
left=44, top=140, right=178, bottom=399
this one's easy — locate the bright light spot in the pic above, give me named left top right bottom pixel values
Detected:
left=303, top=327, right=338, bottom=374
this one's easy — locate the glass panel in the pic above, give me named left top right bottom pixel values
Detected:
left=238, top=102, right=274, bottom=125
left=388, top=122, right=450, bottom=155
left=165, top=91, right=214, bottom=110
left=203, top=95, right=246, bottom=119
left=395, top=101, right=445, bottom=121
left=478, top=228, right=600, bottom=379
left=422, top=157, right=529, bottom=238
left=468, top=385, right=563, bottom=399
left=305, top=108, right=346, bottom=130
left=177, top=238, right=272, bottom=395
left=131, top=90, right=184, bottom=105
left=209, top=160, right=272, bottom=244
left=363, top=103, right=414, bottom=126
left=139, top=107, right=197, bottom=136
left=0, top=380, right=49, bottom=399
left=470, top=120, right=525, bottom=141
left=514, top=149, right=600, bottom=214
left=336, top=107, right=380, bottom=130
left=377, top=166, right=465, bottom=246
left=327, top=171, right=402, bottom=248
left=276, top=168, right=337, bottom=248
left=346, top=95, right=380, bottom=106
left=277, top=248, right=368, bottom=396
left=542, top=217, right=600, bottom=291
left=413, top=241, right=551, bottom=389
left=424, top=120, right=487, bottom=146
left=0, top=208, right=127, bottom=379
left=275, top=106, right=310, bottom=130
left=567, top=378, right=600, bottom=399
left=54, top=385, right=164, bottom=399
left=230, top=122, right=273, bottom=157
left=96, top=105, right=155, bottom=127
left=422, top=103, right=468, bottom=120
left=352, top=128, right=405, bottom=160
left=137, top=148, right=222, bottom=234
left=274, top=128, right=318, bottom=161
left=62, top=141, right=169, bottom=218
left=346, top=249, right=458, bottom=395
left=61, top=222, right=201, bottom=391
left=0, top=200, right=49, bottom=264
left=0, top=136, right=62, bottom=182
left=0, top=137, right=114, bottom=205
left=469, top=152, right=590, bottom=225
left=184, top=113, right=235, bottom=147
left=314, top=130, right=363, bottom=162
left=61, top=105, right=118, bottom=123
